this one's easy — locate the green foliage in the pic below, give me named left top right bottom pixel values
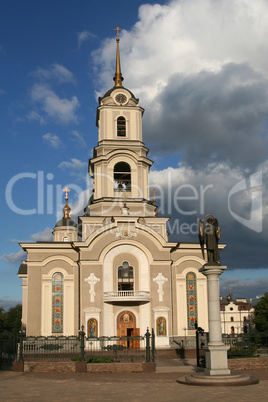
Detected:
left=87, top=357, right=114, bottom=363
left=254, top=292, right=268, bottom=332
left=228, top=347, right=258, bottom=359
left=0, top=304, right=22, bottom=335
left=0, top=307, right=6, bottom=332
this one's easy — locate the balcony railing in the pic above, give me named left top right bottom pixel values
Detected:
left=103, top=290, right=150, bottom=303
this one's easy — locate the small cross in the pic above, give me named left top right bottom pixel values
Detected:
left=63, top=187, right=70, bottom=199
left=152, top=190, right=157, bottom=205
left=114, top=26, right=122, bottom=39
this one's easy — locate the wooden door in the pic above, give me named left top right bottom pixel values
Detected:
left=117, top=311, right=137, bottom=347
left=130, top=328, right=140, bottom=348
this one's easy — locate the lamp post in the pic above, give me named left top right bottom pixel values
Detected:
left=183, top=327, right=187, bottom=339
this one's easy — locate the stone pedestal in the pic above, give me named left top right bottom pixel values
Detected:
left=200, top=265, right=230, bottom=376
left=178, top=263, right=259, bottom=386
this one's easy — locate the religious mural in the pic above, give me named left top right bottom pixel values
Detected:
left=186, top=272, right=198, bottom=329
left=156, top=317, right=166, bottom=336
left=88, top=318, right=98, bottom=337
left=52, top=272, right=63, bottom=333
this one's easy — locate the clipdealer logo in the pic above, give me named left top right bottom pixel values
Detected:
left=228, top=171, right=263, bottom=233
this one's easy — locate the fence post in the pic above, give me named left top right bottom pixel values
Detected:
left=18, top=330, right=24, bottom=362
left=79, top=325, right=85, bottom=362
left=145, top=328, right=151, bottom=363
left=151, top=328, right=155, bottom=362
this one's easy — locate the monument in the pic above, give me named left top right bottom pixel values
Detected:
left=178, top=215, right=259, bottom=385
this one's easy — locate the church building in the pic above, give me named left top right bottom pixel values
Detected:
left=18, top=32, right=215, bottom=348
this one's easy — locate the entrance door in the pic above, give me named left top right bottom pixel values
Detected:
left=130, top=328, right=140, bottom=348
left=117, top=311, right=140, bottom=348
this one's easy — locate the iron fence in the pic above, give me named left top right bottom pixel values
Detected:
left=85, top=335, right=146, bottom=362
left=223, top=332, right=268, bottom=348
left=20, top=335, right=80, bottom=361
left=0, top=331, right=17, bottom=370
left=18, top=328, right=155, bottom=363
left=223, top=332, right=268, bottom=358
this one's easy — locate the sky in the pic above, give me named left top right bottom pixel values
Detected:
left=0, top=0, right=268, bottom=310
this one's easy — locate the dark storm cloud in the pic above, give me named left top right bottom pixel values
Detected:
left=149, top=162, right=268, bottom=270
left=144, top=63, right=268, bottom=170
left=220, top=277, right=268, bottom=300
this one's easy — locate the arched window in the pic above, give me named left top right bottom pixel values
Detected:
left=231, top=317, right=234, bottom=322
left=118, top=261, right=134, bottom=291
left=186, top=272, right=198, bottom=330
left=117, top=116, right=126, bottom=136
left=52, top=272, right=64, bottom=333
left=114, top=162, right=131, bottom=191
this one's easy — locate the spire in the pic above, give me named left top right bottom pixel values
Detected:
left=113, top=27, right=124, bottom=87
left=62, top=187, right=71, bottom=219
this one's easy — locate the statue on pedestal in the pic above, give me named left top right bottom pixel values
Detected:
left=198, top=215, right=221, bottom=265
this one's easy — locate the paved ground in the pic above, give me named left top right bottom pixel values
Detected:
left=0, top=360, right=267, bottom=401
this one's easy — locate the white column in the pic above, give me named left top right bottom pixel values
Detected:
left=200, top=265, right=230, bottom=376
left=203, top=267, right=224, bottom=345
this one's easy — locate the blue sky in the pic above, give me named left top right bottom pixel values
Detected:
left=1, top=0, right=268, bottom=310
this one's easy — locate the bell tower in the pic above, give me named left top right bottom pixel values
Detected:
left=87, top=28, right=155, bottom=217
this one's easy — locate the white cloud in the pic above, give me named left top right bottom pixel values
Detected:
left=94, top=0, right=268, bottom=96
left=2, top=228, right=53, bottom=264
left=26, top=110, right=45, bottom=125
left=58, top=158, right=88, bottom=183
left=59, top=158, right=87, bottom=170
left=42, top=133, right=62, bottom=149
left=0, top=299, right=22, bottom=310
left=31, top=83, right=79, bottom=124
left=70, top=130, right=87, bottom=147
left=33, top=63, right=76, bottom=84
left=77, top=30, right=96, bottom=48
left=1, top=249, right=26, bottom=265
left=91, top=0, right=268, bottom=174
left=30, top=227, right=53, bottom=241
left=8, top=228, right=53, bottom=244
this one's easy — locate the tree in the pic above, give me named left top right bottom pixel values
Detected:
left=254, top=293, right=268, bottom=332
left=0, top=307, right=6, bottom=332
left=0, top=305, right=22, bottom=335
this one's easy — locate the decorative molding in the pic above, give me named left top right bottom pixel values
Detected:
left=153, top=273, right=168, bottom=302
left=115, top=230, right=137, bottom=239
left=84, top=273, right=100, bottom=303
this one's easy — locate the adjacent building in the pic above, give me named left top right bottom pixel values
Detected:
left=220, top=292, right=254, bottom=334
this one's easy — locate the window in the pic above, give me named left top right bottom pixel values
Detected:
left=231, top=317, right=234, bottom=322
left=117, top=116, right=126, bottom=136
left=186, top=272, right=198, bottom=330
left=114, top=162, right=131, bottom=191
left=52, top=272, right=64, bottom=333
left=118, top=261, right=134, bottom=291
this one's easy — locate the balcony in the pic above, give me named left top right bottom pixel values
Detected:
left=103, top=290, right=150, bottom=305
